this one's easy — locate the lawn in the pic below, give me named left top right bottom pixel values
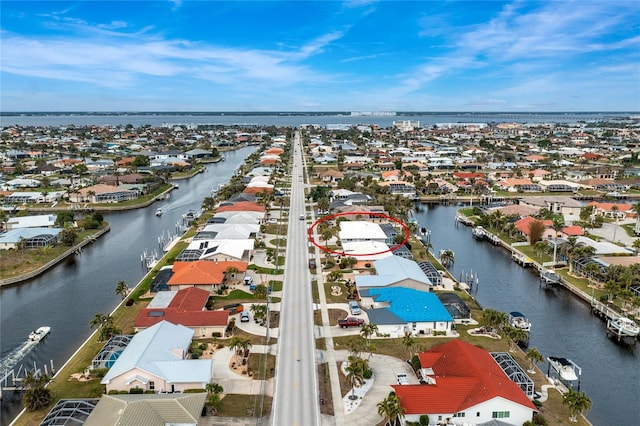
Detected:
left=215, top=393, right=272, bottom=418
left=248, top=353, right=276, bottom=380
left=318, top=363, right=334, bottom=415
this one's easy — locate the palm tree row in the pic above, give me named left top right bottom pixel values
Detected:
left=562, top=388, right=592, bottom=422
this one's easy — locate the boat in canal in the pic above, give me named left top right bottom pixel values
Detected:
left=509, top=311, right=532, bottom=332
left=548, top=356, right=581, bottom=384
left=155, top=208, right=163, bottom=216
left=472, top=226, right=487, bottom=240
left=607, top=316, right=640, bottom=343
left=539, top=267, right=561, bottom=285
left=28, top=326, right=51, bottom=342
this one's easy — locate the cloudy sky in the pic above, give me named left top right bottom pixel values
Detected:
left=1, top=0, right=639, bottom=112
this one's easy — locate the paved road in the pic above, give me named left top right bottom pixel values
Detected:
left=271, top=132, right=321, bottom=425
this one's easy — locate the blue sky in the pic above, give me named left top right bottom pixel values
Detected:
left=1, top=1, right=639, bottom=112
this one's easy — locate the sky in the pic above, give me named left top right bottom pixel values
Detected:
left=1, top=0, right=639, bottom=112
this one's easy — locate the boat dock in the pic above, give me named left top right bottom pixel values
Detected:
left=592, top=300, right=639, bottom=344
left=0, top=338, right=54, bottom=394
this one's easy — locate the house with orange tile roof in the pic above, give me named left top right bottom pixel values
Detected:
left=69, top=184, right=137, bottom=203
left=392, top=340, right=537, bottom=425
left=134, top=287, right=229, bottom=337
left=588, top=201, right=634, bottom=219
left=514, top=217, right=553, bottom=240
left=216, top=201, right=265, bottom=213
left=319, top=169, right=344, bottom=183
left=167, top=260, right=248, bottom=291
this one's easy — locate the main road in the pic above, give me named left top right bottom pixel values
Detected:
left=271, top=132, right=321, bottom=425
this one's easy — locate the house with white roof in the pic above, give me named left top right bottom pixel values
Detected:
left=100, top=321, right=213, bottom=394
left=6, top=214, right=56, bottom=230
left=341, top=241, right=393, bottom=261
left=339, top=221, right=387, bottom=243
left=0, top=227, right=62, bottom=250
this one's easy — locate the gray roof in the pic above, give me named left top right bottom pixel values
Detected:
left=355, top=256, right=431, bottom=288
left=101, top=321, right=211, bottom=385
left=364, top=307, right=405, bottom=325
left=84, top=393, right=206, bottom=426
left=0, top=227, right=62, bottom=244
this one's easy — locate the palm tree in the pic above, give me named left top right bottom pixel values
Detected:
left=317, top=197, right=330, bottom=214
left=201, top=196, right=216, bottom=210
left=360, top=323, right=378, bottom=347
left=345, top=356, right=366, bottom=401
left=525, top=347, right=544, bottom=373
left=228, top=336, right=241, bottom=363
left=89, top=313, right=108, bottom=331
left=562, top=388, right=592, bottom=422
left=21, top=371, right=52, bottom=411
left=115, top=280, right=129, bottom=299
left=479, top=308, right=508, bottom=333
left=205, top=382, right=224, bottom=395
left=236, top=338, right=253, bottom=365
left=551, top=216, right=565, bottom=264
left=439, top=249, right=455, bottom=268
left=402, top=332, right=416, bottom=360
left=504, top=326, right=528, bottom=352
left=377, top=391, right=405, bottom=426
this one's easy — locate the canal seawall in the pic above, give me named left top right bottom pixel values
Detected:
left=0, top=225, right=111, bottom=287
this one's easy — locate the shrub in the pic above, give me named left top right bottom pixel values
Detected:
left=118, top=390, right=129, bottom=394
left=410, top=355, right=421, bottom=372
left=144, top=390, right=155, bottom=394
left=363, top=369, right=373, bottom=379
left=419, top=414, right=430, bottom=425
left=107, top=390, right=119, bottom=395
left=93, top=368, right=108, bottom=378
left=129, top=388, right=144, bottom=394
left=212, top=332, right=222, bottom=338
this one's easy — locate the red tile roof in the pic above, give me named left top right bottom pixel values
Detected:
left=515, top=216, right=552, bottom=235
left=452, top=172, right=485, bottom=179
left=393, top=340, right=536, bottom=414
left=562, top=225, right=584, bottom=236
left=134, top=287, right=229, bottom=328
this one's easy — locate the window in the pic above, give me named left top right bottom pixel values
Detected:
left=492, top=411, right=510, bottom=419
left=476, top=412, right=480, bottom=417
left=453, top=412, right=466, bottom=418
left=149, top=381, right=155, bottom=390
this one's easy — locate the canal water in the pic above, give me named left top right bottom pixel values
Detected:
left=0, top=146, right=256, bottom=424
left=414, top=203, right=639, bottom=426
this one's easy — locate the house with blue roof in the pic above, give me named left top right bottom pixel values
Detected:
left=0, top=227, right=62, bottom=250
left=359, top=287, right=454, bottom=338
left=101, top=321, right=213, bottom=394
left=355, top=255, right=432, bottom=291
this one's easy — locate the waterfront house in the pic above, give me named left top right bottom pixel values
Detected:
left=134, top=288, right=229, bottom=337
left=392, top=340, right=537, bottom=425
left=355, top=255, right=432, bottom=291
left=69, top=184, right=138, bottom=203
left=0, top=227, right=62, bottom=250
left=339, top=221, right=388, bottom=244
left=100, top=321, right=213, bottom=394
left=359, top=287, right=453, bottom=337
left=167, top=260, right=248, bottom=290
left=6, top=214, right=56, bottom=230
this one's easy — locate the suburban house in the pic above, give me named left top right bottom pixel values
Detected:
left=359, top=287, right=454, bottom=337
left=84, top=392, right=207, bottom=426
left=355, top=255, right=433, bottom=291
left=100, top=321, right=213, bottom=394
left=339, top=221, right=388, bottom=244
left=69, top=184, right=138, bottom=203
left=518, top=196, right=582, bottom=217
left=167, top=260, right=248, bottom=291
left=176, top=239, right=254, bottom=262
left=392, top=340, right=537, bottom=425
left=0, top=227, right=62, bottom=250
left=134, top=287, right=229, bottom=337
left=6, top=214, right=56, bottom=230
left=587, top=201, right=634, bottom=219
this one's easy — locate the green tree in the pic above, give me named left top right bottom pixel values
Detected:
left=55, top=211, right=75, bottom=227
left=253, top=284, right=268, bottom=300
left=439, top=249, right=455, bottom=268
left=562, top=388, right=592, bottom=422
left=377, top=391, right=405, bottom=426
left=479, top=308, right=508, bottom=332
left=345, top=356, right=366, bottom=400
left=402, top=332, right=416, bottom=359
left=21, top=371, right=52, bottom=411
left=526, top=347, right=544, bottom=374
left=59, top=227, right=78, bottom=246
left=115, top=280, right=129, bottom=299
left=317, top=197, right=330, bottom=214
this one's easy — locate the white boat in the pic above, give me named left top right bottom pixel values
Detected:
left=155, top=208, right=163, bottom=216
left=509, top=311, right=532, bottom=332
left=548, top=356, right=580, bottom=382
left=472, top=226, right=486, bottom=240
left=540, top=267, right=561, bottom=284
left=607, top=317, right=640, bottom=338
left=29, top=326, right=50, bottom=342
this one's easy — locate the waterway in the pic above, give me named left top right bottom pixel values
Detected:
left=0, top=146, right=256, bottom=424
left=414, top=203, right=639, bottom=426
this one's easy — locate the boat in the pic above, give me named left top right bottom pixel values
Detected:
left=155, top=208, right=163, bottom=216
left=607, top=317, right=640, bottom=340
left=472, top=226, right=486, bottom=240
left=547, top=356, right=581, bottom=382
left=540, top=267, right=561, bottom=285
left=509, top=311, right=532, bottom=332
left=29, top=326, right=51, bottom=342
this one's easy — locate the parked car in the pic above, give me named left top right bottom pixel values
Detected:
left=240, top=311, right=250, bottom=322
left=338, top=317, right=365, bottom=328
left=348, top=301, right=361, bottom=315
